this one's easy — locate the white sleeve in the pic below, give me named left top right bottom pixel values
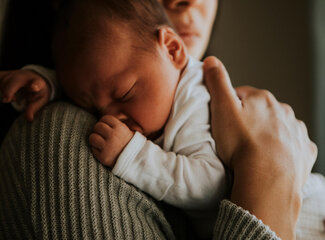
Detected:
left=113, top=58, right=227, bottom=211
left=113, top=113, right=227, bottom=210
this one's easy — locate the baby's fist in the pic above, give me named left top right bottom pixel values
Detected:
left=89, top=115, right=134, bottom=168
left=0, top=69, right=50, bottom=121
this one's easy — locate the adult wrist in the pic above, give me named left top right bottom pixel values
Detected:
left=230, top=166, right=302, bottom=240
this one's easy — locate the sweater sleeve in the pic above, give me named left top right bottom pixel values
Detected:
left=213, top=200, right=281, bottom=240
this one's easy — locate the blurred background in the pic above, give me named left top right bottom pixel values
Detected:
left=0, top=0, right=324, bottom=174
left=206, top=0, right=325, bottom=175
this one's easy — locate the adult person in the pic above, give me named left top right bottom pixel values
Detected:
left=159, top=0, right=218, bottom=60
left=204, top=56, right=317, bottom=239
left=0, top=0, right=317, bottom=239
left=162, top=2, right=321, bottom=238
left=0, top=59, right=314, bottom=240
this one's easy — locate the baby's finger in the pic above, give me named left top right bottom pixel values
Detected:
left=100, top=115, right=122, bottom=128
left=91, top=147, right=102, bottom=161
left=25, top=96, right=49, bottom=121
left=1, top=75, right=29, bottom=102
left=93, top=122, right=111, bottom=139
left=0, top=71, right=12, bottom=81
left=89, top=133, right=105, bottom=150
left=0, top=72, right=14, bottom=100
left=29, top=78, right=47, bottom=92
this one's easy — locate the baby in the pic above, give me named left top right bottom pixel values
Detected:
left=1, top=0, right=227, bottom=238
left=0, top=0, right=324, bottom=239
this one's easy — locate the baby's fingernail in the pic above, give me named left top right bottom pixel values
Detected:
left=30, top=84, right=40, bottom=91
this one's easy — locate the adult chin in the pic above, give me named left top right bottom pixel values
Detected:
left=182, top=36, right=208, bottom=60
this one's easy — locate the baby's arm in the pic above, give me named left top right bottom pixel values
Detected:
left=112, top=126, right=225, bottom=210
left=89, top=62, right=225, bottom=211
left=89, top=107, right=224, bottom=210
left=0, top=65, right=56, bottom=121
left=110, top=98, right=224, bottom=211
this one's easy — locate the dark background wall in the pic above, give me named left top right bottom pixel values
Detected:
left=206, top=0, right=325, bottom=174
left=312, top=0, right=325, bottom=174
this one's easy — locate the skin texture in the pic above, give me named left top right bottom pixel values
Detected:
left=54, top=8, right=188, bottom=167
left=51, top=0, right=217, bottom=59
left=160, top=0, right=218, bottom=59
left=0, top=70, right=50, bottom=121
left=0, top=1, right=318, bottom=238
left=203, top=56, right=317, bottom=240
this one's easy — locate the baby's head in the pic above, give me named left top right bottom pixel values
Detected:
left=53, top=0, right=188, bottom=139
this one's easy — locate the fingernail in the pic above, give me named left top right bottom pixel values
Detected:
left=30, top=83, right=40, bottom=91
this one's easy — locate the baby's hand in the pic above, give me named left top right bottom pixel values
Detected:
left=0, top=69, right=50, bottom=121
left=89, top=115, right=134, bottom=168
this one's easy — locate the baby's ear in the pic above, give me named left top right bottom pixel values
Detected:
left=157, top=26, right=187, bottom=70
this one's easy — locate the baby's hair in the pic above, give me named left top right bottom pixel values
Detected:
left=54, top=0, right=173, bottom=47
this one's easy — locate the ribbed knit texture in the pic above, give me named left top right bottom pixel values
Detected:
left=0, top=102, right=175, bottom=240
left=213, top=200, right=280, bottom=240
left=0, top=102, right=279, bottom=240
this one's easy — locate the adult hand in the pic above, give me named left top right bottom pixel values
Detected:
left=203, top=56, right=317, bottom=240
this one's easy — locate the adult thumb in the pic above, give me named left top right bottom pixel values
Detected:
left=203, top=56, right=240, bottom=109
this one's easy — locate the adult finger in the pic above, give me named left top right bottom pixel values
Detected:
left=309, top=141, right=318, bottom=165
left=235, top=86, right=258, bottom=100
left=203, top=56, right=241, bottom=109
left=280, top=103, right=295, bottom=119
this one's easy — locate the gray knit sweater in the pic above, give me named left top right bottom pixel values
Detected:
left=0, top=102, right=279, bottom=239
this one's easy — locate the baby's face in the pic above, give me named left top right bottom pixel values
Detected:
left=58, top=23, right=181, bottom=140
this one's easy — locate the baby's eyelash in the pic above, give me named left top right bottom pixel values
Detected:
left=119, top=88, right=131, bottom=100
left=117, top=84, right=135, bottom=102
